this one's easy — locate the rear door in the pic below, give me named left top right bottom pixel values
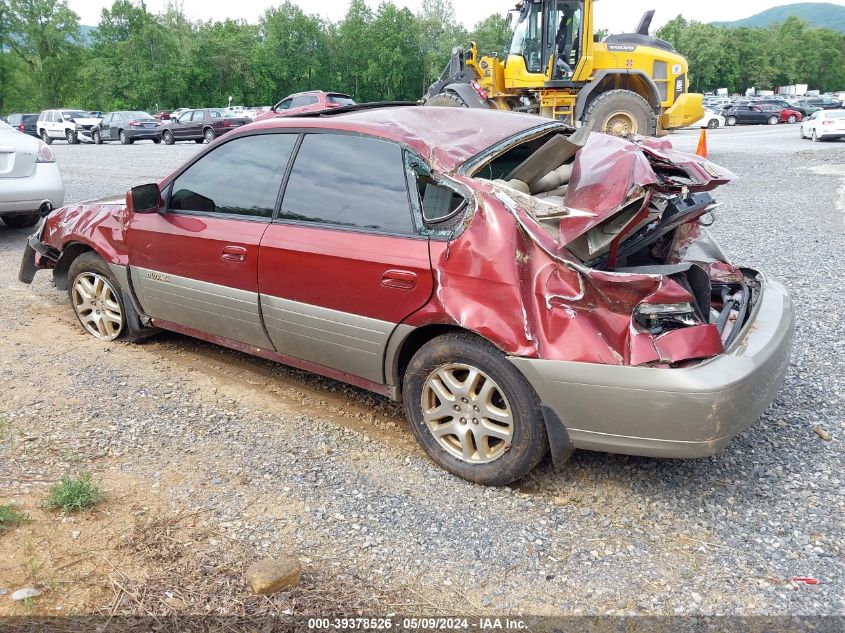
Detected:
left=257, top=132, right=433, bottom=384
left=127, top=132, right=298, bottom=347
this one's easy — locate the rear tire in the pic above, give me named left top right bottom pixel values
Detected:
left=812, top=129, right=820, bottom=142
left=424, top=93, right=469, bottom=108
left=726, top=116, right=737, bottom=126
left=582, top=89, right=656, bottom=136
left=162, top=130, right=174, bottom=145
left=40, top=130, right=52, bottom=145
left=203, top=127, right=215, bottom=142
left=402, top=333, right=548, bottom=486
left=768, top=115, right=779, bottom=125
left=2, top=214, right=40, bottom=228
left=787, top=114, right=797, bottom=124
left=119, top=130, right=130, bottom=145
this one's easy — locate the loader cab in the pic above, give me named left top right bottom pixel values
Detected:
left=509, top=0, right=586, bottom=83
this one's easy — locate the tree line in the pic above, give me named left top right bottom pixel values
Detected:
left=0, top=0, right=511, bottom=114
left=1, top=0, right=843, bottom=115
left=656, top=15, right=845, bottom=94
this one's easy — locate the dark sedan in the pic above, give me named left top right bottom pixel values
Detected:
left=158, top=108, right=249, bottom=144
left=5, top=113, right=39, bottom=138
left=92, top=111, right=162, bottom=144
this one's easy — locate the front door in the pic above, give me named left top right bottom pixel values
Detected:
left=127, top=132, right=298, bottom=348
left=171, top=111, right=193, bottom=140
left=258, top=132, right=433, bottom=384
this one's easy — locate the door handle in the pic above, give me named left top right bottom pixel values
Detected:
left=381, top=269, right=417, bottom=290
left=221, top=245, right=247, bottom=262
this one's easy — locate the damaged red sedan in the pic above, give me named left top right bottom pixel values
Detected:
left=19, top=105, right=794, bottom=485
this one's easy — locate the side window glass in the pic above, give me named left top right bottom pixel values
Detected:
left=408, top=154, right=467, bottom=223
left=280, top=134, right=414, bottom=234
left=306, top=96, right=319, bottom=105
left=277, top=99, right=292, bottom=110
left=177, top=112, right=192, bottom=123
left=192, top=110, right=204, bottom=121
left=210, top=110, right=221, bottom=119
left=169, top=134, right=297, bottom=218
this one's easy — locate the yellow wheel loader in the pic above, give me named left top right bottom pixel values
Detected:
left=423, top=0, right=703, bottom=135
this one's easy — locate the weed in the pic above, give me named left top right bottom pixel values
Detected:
left=45, top=474, right=103, bottom=513
left=0, top=504, right=31, bottom=531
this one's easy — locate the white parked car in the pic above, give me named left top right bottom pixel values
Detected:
left=37, top=109, right=102, bottom=145
left=691, top=109, right=726, bottom=129
left=799, top=109, right=845, bottom=142
left=0, top=120, right=65, bottom=228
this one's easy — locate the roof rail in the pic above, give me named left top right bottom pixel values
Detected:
left=284, top=101, right=419, bottom=118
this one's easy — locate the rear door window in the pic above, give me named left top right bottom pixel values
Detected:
left=279, top=134, right=414, bottom=234
left=169, top=134, right=297, bottom=218
left=291, top=95, right=319, bottom=108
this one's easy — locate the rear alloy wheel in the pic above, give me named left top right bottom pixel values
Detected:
left=787, top=114, right=797, bottom=124
left=726, top=116, right=737, bottom=126
left=119, top=130, right=131, bottom=145
left=65, top=129, right=78, bottom=144
left=2, top=214, right=40, bottom=228
left=707, top=118, right=719, bottom=129
left=768, top=115, right=779, bottom=125
left=40, top=130, right=52, bottom=145
left=203, top=127, right=215, bottom=143
left=162, top=130, right=174, bottom=145
left=403, top=333, right=548, bottom=486
left=93, top=129, right=102, bottom=144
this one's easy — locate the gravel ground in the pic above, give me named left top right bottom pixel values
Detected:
left=0, top=125, right=843, bottom=619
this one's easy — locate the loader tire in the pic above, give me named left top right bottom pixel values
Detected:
left=582, top=89, right=656, bottom=136
left=424, top=93, right=468, bottom=108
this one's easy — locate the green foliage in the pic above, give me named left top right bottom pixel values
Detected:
left=0, top=503, right=31, bottom=531
left=2, top=0, right=843, bottom=115
left=657, top=15, right=845, bottom=93
left=45, top=474, right=103, bottom=513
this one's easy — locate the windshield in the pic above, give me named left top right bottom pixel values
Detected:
left=510, top=1, right=544, bottom=72
left=123, top=111, right=151, bottom=119
left=63, top=110, right=89, bottom=119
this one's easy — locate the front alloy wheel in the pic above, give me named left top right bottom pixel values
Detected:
left=71, top=272, right=124, bottom=340
left=421, top=363, right=514, bottom=463
left=65, top=129, right=77, bottom=144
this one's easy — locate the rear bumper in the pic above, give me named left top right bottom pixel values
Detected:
left=0, top=163, right=65, bottom=215
left=509, top=273, right=794, bottom=458
left=125, top=128, right=162, bottom=140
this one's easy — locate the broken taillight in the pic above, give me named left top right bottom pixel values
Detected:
left=634, top=302, right=699, bottom=334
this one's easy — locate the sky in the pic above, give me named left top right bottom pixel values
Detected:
left=67, top=0, right=843, bottom=33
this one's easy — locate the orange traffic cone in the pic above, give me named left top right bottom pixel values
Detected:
left=696, top=128, right=708, bottom=158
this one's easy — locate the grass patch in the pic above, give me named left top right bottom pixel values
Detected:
left=0, top=504, right=31, bottom=531
left=45, top=474, right=103, bottom=513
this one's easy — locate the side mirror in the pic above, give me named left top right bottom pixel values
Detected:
left=127, top=183, right=163, bottom=214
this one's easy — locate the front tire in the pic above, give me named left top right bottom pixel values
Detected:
left=812, top=129, right=820, bottom=142
left=707, top=118, right=719, bottom=129
left=424, top=93, right=469, bottom=108
left=195, top=138, right=205, bottom=144
left=65, top=129, right=78, bottom=144
left=787, top=114, right=797, bottom=124
left=402, top=333, right=548, bottom=486
left=726, top=116, right=737, bottom=126
left=66, top=252, right=150, bottom=342
left=152, top=137, right=161, bottom=144
left=93, top=129, right=102, bottom=144
left=2, top=214, right=40, bottom=228
left=582, top=89, right=656, bottom=136
left=162, top=130, right=174, bottom=145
